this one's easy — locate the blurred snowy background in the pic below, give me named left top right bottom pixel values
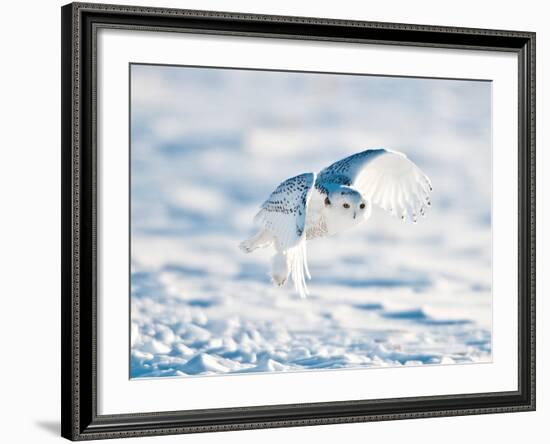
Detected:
left=130, top=64, right=492, bottom=378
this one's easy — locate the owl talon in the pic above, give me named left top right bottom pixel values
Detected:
left=272, top=276, right=288, bottom=287
left=239, top=241, right=252, bottom=253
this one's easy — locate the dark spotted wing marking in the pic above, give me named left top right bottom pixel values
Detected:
left=255, top=173, right=316, bottom=249
left=315, top=149, right=386, bottom=193
left=316, top=148, right=432, bottom=222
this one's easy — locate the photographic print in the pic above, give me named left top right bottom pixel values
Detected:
left=129, top=64, right=492, bottom=379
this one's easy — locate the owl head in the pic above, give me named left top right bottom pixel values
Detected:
left=323, top=185, right=371, bottom=233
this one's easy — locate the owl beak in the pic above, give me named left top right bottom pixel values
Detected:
left=353, top=212, right=357, bottom=219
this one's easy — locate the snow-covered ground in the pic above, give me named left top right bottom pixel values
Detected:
left=130, top=64, right=492, bottom=378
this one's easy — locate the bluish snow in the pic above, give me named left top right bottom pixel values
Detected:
left=130, top=65, right=492, bottom=378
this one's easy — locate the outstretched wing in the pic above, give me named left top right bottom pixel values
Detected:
left=255, top=173, right=316, bottom=297
left=317, top=148, right=432, bottom=222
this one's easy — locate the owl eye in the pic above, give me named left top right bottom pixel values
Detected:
left=343, top=203, right=350, bottom=209
left=360, top=203, right=366, bottom=209
left=324, top=197, right=331, bottom=206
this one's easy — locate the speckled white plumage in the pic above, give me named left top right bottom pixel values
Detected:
left=240, top=148, right=432, bottom=298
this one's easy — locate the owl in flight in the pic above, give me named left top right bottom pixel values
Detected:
left=239, top=148, right=432, bottom=298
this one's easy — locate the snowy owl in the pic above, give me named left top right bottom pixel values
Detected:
left=239, top=148, right=432, bottom=298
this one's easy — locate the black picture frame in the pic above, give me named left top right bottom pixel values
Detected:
left=61, top=2, right=536, bottom=440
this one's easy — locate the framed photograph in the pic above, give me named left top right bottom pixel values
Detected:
left=61, top=2, right=536, bottom=440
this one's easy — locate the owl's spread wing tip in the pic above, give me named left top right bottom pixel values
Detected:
left=318, top=148, right=432, bottom=223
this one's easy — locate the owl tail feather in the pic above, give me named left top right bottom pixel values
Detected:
left=287, top=240, right=311, bottom=299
